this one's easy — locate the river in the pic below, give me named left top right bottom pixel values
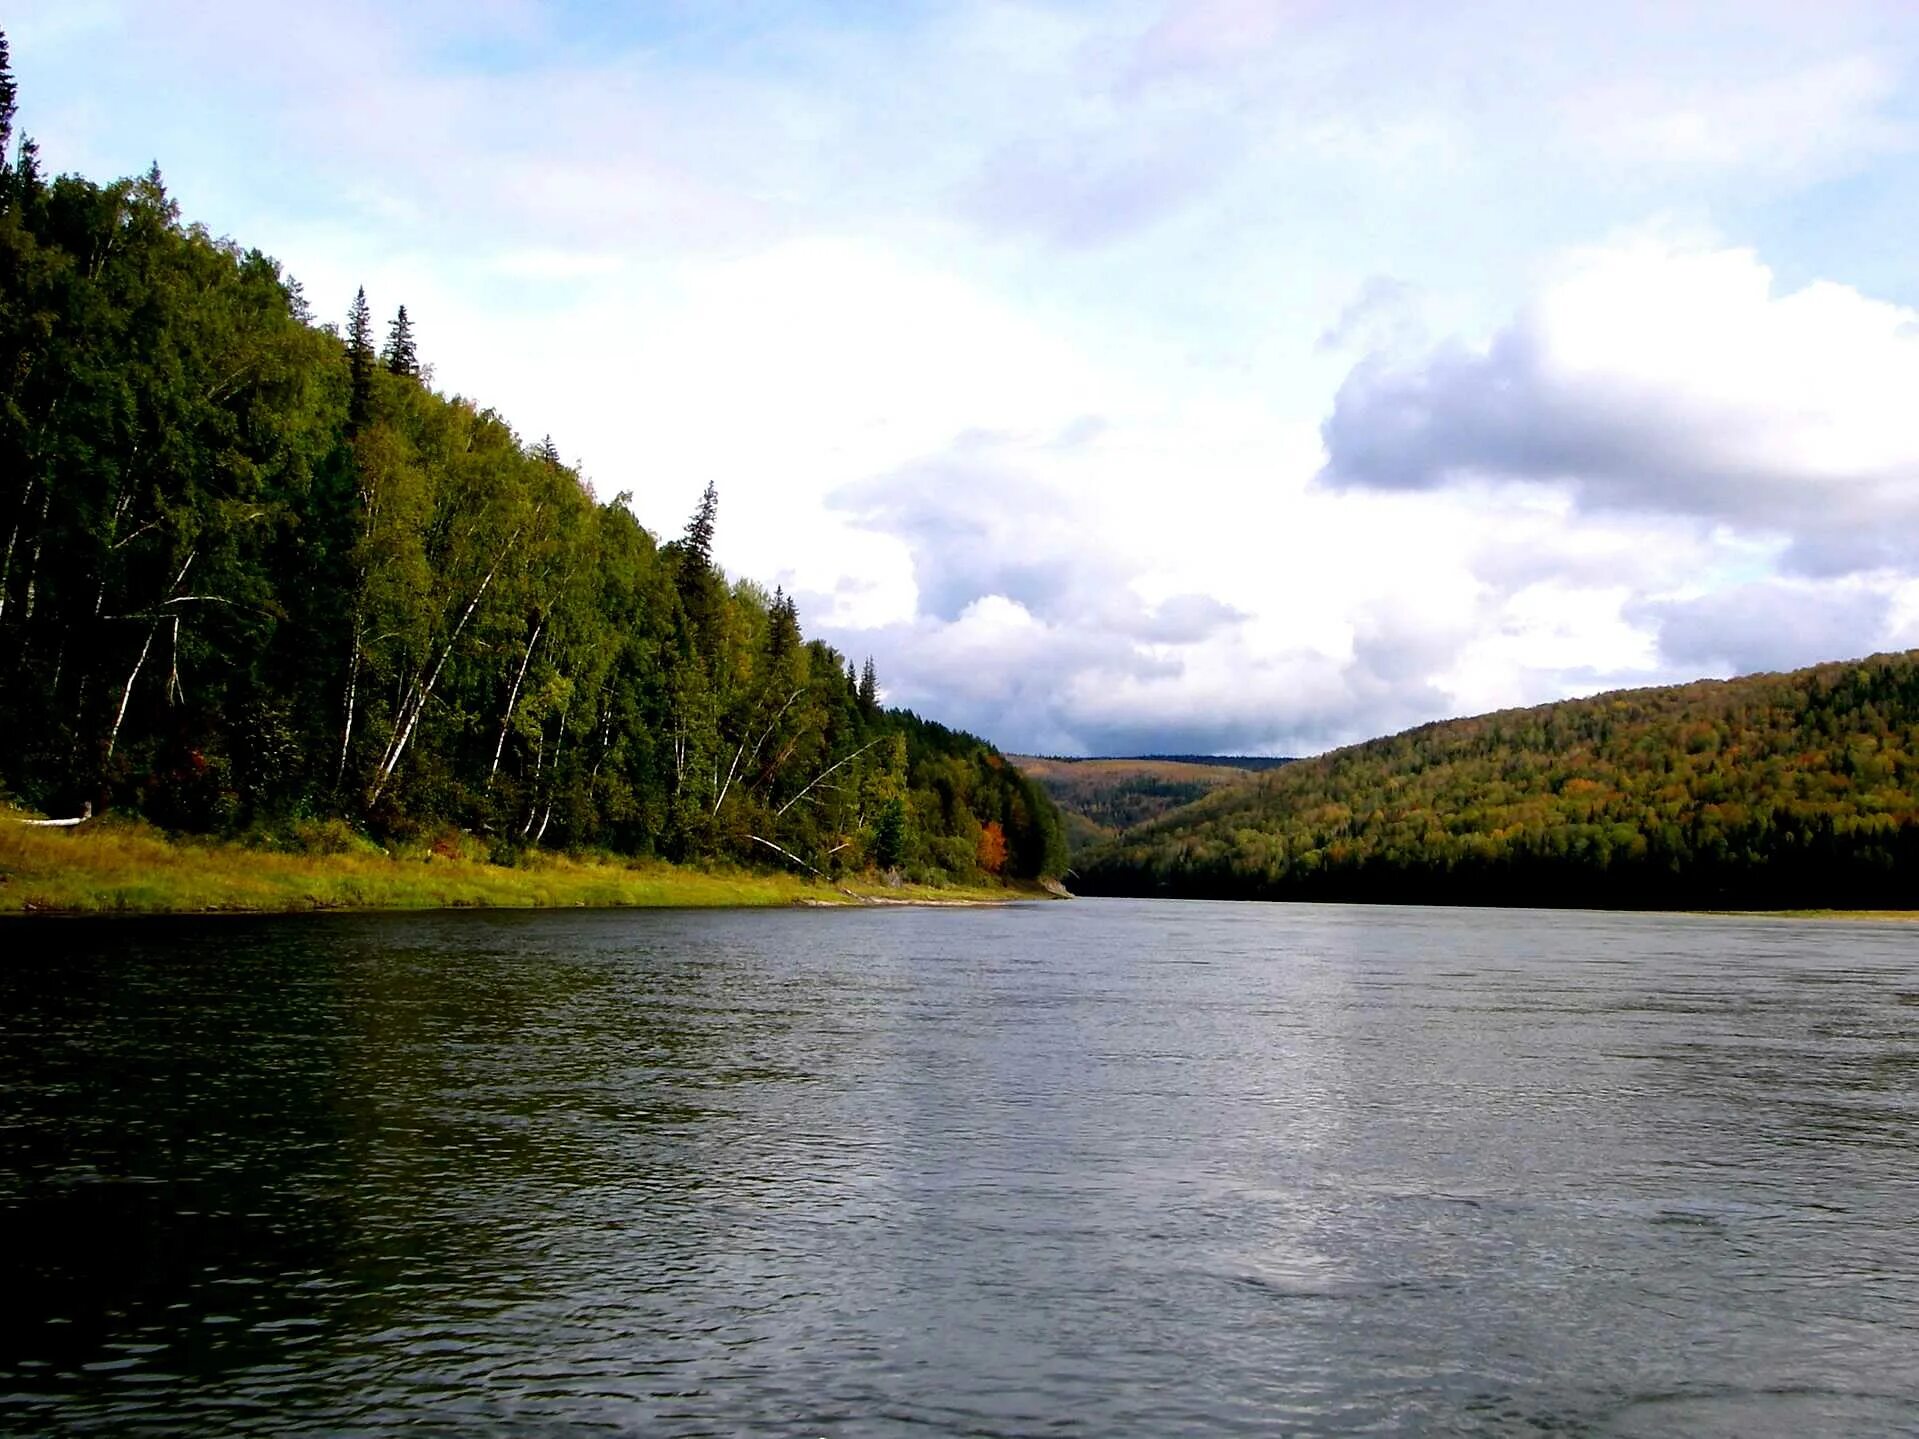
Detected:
left=2, top=900, right=1916, bottom=1435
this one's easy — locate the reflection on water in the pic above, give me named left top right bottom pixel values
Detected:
left=2, top=902, right=1917, bottom=1435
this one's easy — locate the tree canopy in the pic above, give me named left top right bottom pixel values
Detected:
left=0, top=36, right=1065, bottom=886
left=1078, top=655, right=1919, bottom=909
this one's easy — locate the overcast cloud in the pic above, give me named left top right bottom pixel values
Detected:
left=13, top=0, right=1919, bottom=753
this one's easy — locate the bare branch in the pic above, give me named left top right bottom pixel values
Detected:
left=749, top=834, right=825, bottom=878
left=775, top=736, right=886, bottom=818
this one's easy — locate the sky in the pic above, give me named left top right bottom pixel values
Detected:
left=13, top=0, right=1919, bottom=755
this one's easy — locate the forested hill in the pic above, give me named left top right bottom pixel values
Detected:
left=0, top=36, right=1065, bottom=886
left=1010, top=755, right=1274, bottom=856
left=1078, top=654, right=1919, bottom=909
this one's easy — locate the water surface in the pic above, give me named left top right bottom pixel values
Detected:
left=3, top=901, right=1916, bottom=1435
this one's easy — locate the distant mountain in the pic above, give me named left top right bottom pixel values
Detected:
left=1125, top=754, right=1294, bottom=771
left=1077, top=653, right=1919, bottom=910
left=1009, top=755, right=1286, bottom=856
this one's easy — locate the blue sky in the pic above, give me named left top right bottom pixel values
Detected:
left=14, top=1, right=1919, bottom=753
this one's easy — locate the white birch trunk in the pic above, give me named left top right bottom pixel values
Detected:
left=335, top=622, right=361, bottom=790
left=776, top=737, right=887, bottom=818
left=489, top=617, right=544, bottom=783
left=104, top=624, right=156, bottom=761
left=104, top=550, right=195, bottom=760
left=367, top=543, right=511, bottom=806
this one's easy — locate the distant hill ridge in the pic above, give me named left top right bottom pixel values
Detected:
left=1009, top=754, right=1287, bottom=856
left=1076, top=652, right=1919, bottom=910
left=1033, top=754, right=1295, bottom=771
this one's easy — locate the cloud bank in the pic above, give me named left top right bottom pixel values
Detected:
left=15, top=0, right=1919, bottom=752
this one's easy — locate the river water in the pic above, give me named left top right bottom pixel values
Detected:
left=2, top=900, right=1916, bottom=1435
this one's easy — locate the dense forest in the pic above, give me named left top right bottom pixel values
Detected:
left=1079, top=654, right=1919, bottom=909
left=0, top=37, right=1065, bottom=885
left=1010, top=755, right=1269, bottom=855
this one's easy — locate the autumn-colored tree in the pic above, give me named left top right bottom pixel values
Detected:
left=977, top=820, right=1007, bottom=874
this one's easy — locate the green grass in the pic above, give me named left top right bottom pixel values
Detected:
left=0, top=808, right=1049, bottom=915
left=1713, top=908, right=1919, bottom=922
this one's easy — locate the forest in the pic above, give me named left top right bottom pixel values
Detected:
left=0, top=36, right=1065, bottom=887
left=1010, top=755, right=1269, bottom=855
left=1078, top=653, right=1919, bottom=909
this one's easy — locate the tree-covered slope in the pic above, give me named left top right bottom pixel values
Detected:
left=0, top=37, right=1064, bottom=887
left=1010, top=755, right=1271, bottom=855
left=1078, top=654, right=1919, bottom=909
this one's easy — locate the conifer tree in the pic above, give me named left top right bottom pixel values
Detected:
left=138, top=160, right=171, bottom=206
left=382, top=304, right=417, bottom=376
left=768, top=586, right=800, bottom=662
left=858, top=657, right=879, bottom=714
left=346, top=287, right=374, bottom=430
left=12, top=134, right=37, bottom=196
left=534, top=434, right=561, bottom=467
left=674, top=481, right=720, bottom=647
left=682, top=481, right=717, bottom=571
left=0, top=30, right=17, bottom=164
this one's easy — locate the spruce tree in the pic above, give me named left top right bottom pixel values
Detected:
left=534, top=435, right=561, bottom=467
left=0, top=30, right=17, bottom=164
left=382, top=304, right=417, bottom=377
left=858, top=657, right=879, bottom=714
left=346, top=287, right=375, bottom=431
left=682, top=481, right=717, bottom=571
left=768, top=586, right=800, bottom=662
left=13, top=133, right=37, bottom=197
left=674, top=481, right=720, bottom=643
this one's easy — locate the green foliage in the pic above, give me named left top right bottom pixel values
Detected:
left=0, top=31, right=15, bottom=163
left=1079, top=656, right=1919, bottom=909
left=281, top=816, right=381, bottom=856
left=1012, top=755, right=1268, bottom=853
left=0, top=44, right=1065, bottom=887
left=872, top=795, right=908, bottom=870
left=345, top=286, right=374, bottom=430
left=382, top=304, right=417, bottom=377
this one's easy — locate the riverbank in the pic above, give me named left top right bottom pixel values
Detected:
left=1721, top=908, right=1919, bottom=922
left=0, top=810, right=1054, bottom=915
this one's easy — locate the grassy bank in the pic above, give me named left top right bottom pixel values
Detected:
left=0, top=809, right=1048, bottom=916
left=1718, top=908, right=1919, bottom=922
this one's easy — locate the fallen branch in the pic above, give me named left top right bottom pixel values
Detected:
left=775, top=737, right=885, bottom=818
left=749, top=833, right=825, bottom=878
left=11, top=802, right=92, bottom=827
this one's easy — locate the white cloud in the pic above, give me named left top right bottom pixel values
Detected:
left=13, top=0, right=1919, bottom=753
left=1632, top=579, right=1897, bottom=675
left=1322, top=237, right=1919, bottom=574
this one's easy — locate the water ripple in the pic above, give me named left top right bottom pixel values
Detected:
left=2, top=903, right=1916, bottom=1435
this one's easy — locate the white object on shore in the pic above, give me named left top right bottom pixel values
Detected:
left=11, top=802, right=92, bottom=827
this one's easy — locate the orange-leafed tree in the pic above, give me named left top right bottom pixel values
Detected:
left=977, top=820, right=1007, bottom=874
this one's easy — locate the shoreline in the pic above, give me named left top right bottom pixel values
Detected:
left=1704, top=908, right=1919, bottom=923
left=0, top=812, right=1059, bottom=917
